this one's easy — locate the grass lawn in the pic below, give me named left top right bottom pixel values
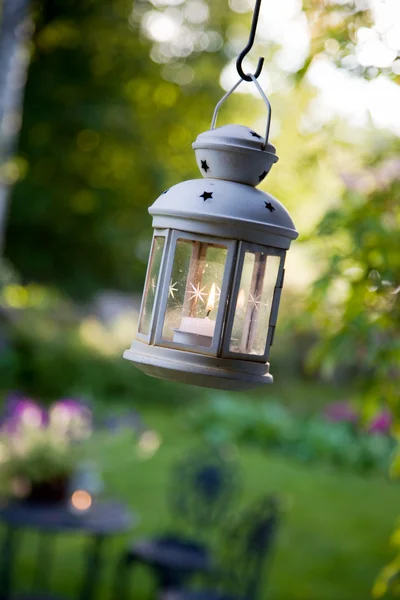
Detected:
left=8, top=400, right=399, bottom=600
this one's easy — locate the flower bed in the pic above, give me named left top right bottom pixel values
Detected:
left=187, top=395, right=395, bottom=474
left=0, top=394, right=93, bottom=503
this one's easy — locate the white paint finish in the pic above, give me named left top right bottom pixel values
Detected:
left=124, top=341, right=273, bottom=391
left=150, top=179, right=298, bottom=247
left=124, top=123, right=298, bottom=390
left=178, top=316, right=216, bottom=336
left=193, top=124, right=278, bottom=186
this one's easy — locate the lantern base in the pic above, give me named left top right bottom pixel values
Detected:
left=123, top=341, right=273, bottom=391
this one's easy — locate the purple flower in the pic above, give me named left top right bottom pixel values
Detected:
left=5, top=391, right=26, bottom=416
left=50, top=399, right=92, bottom=439
left=324, top=401, right=358, bottom=424
left=53, top=399, right=91, bottom=417
left=2, top=394, right=48, bottom=434
left=368, top=410, right=392, bottom=435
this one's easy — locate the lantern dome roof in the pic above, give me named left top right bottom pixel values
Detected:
left=193, top=124, right=274, bottom=154
left=192, top=124, right=278, bottom=187
left=149, top=178, right=298, bottom=249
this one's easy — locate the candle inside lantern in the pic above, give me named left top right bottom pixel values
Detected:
left=173, top=283, right=216, bottom=346
left=206, top=282, right=216, bottom=316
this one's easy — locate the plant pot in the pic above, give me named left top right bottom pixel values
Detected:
left=25, top=475, right=71, bottom=505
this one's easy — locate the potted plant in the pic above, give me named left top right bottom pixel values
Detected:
left=0, top=394, right=93, bottom=505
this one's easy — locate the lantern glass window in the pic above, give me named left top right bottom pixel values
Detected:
left=161, top=238, right=228, bottom=348
left=229, top=250, right=281, bottom=356
left=138, top=236, right=165, bottom=337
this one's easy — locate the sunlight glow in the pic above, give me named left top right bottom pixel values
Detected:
left=307, top=56, right=400, bottom=136
left=142, top=11, right=181, bottom=43
left=183, top=1, right=209, bottom=25
left=220, top=0, right=399, bottom=136
left=149, top=0, right=184, bottom=7
left=229, top=0, right=254, bottom=13
left=356, top=28, right=397, bottom=68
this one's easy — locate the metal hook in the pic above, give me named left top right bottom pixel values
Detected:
left=236, top=0, right=264, bottom=82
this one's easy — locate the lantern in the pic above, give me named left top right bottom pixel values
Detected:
left=124, top=75, right=298, bottom=391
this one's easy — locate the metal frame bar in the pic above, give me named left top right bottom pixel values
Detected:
left=136, top=228, right=170, bottom=344
left=265, top=260, right=286, bottom=360
left=221, top=242, right=286, bottom=363
left=153, top=230, right=237, bottom=357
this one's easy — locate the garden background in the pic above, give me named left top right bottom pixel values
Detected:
left=0, top=0, right=399, bottom=598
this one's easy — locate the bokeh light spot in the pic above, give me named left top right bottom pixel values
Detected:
left=71, top=490, right=92, bottom=511
left=3, top=284, right=30, bottom=309
left=153, top=83, right=179, bottom=107
left=137, top=430, right=161, bottom=459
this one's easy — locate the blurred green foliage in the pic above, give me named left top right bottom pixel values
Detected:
left=302, top=150, right=400, bottom=410
left=187, top=394, right=395, bottom=473
left=0, top=315, right=188, bottom=404
left=3, top=0, right=380, bottom=298
left=300, top=144, right=400, bottom=597
left=0, top=279, right=189, bottom=403
left=0, top=0, right=399, bottom=595
left=4, top=0, right=241, bottom=298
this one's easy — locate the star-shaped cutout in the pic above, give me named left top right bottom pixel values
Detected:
left=201, top=160, right=209, bottom=173
left=250, top=131, right=262, bottom=139
left=259, top=171, right=268, bottom=182
left=265, top=202, right=275, bottom=212
left=248, top=293, right=266, bottom=310
left=187, top=282, right=207, bottom=304
left=168, top=280, right=178, bottom=299
left=200, top=191, right=213, bottom=201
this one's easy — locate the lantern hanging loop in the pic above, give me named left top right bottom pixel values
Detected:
left=211, top=74, right=272, bottom=147
left=236, top=0, right=264, bottom=82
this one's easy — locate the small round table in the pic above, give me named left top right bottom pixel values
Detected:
left=0, top=499, right=135, bottom=600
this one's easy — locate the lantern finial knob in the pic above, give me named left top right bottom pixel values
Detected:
left=192, top=124, right=278, bottom=187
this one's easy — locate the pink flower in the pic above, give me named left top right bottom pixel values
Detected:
left=368, top=410, right=392, bottom=435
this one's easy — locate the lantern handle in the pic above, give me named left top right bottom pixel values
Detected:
left=210, top=74, right=272, bottom=148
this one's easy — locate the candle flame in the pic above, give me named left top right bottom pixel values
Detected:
left=237, top=289, right=245, bottom=310
left=206, top=283, right=216, bottom=314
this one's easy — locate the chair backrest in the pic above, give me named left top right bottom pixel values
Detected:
left=219, top=495, right=279, bottom=600
left=168, top=447, right=240, bottom=536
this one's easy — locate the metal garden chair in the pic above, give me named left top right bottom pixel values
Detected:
left=160, top=495, right=280, bottom=600
left=114, top=447, right=240, bottom=598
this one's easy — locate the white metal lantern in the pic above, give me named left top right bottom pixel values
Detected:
left=124, top=76, right=298, bottom=390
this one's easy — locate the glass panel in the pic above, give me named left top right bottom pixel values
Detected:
left=162, top=239, right=227, bottom=348
left=138, top=236, right=165, bottom=336
left=230, top=252, right=281, bottom=356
